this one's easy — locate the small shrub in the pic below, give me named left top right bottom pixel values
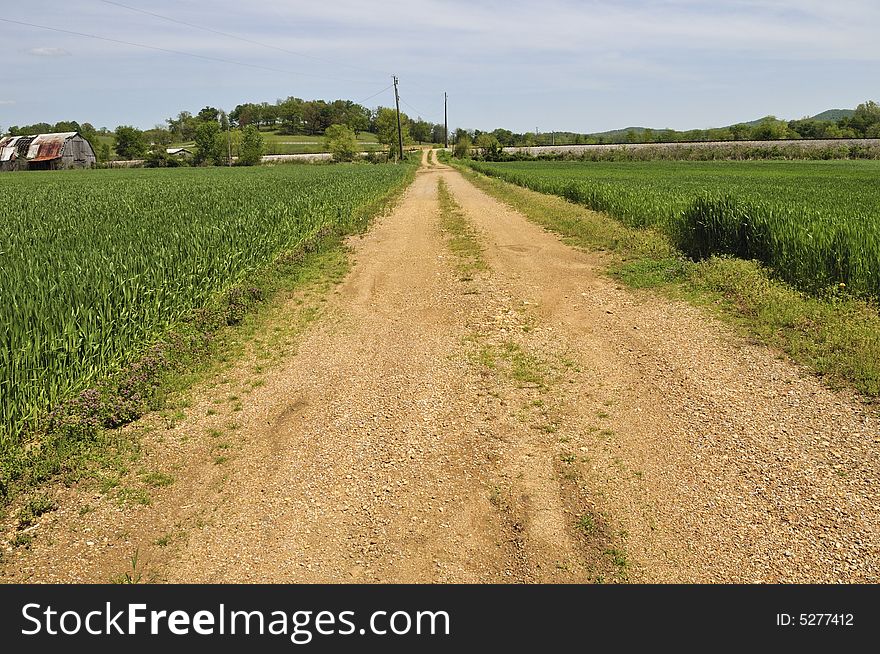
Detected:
left=324, top=124, right=359, bottom=162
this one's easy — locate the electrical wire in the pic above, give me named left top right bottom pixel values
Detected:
left=399, top=96, right=442, bottom=124
left=356, top=83, right=395, bottom=106
left=99, top=0, right=444, bottom=100
left=2, top=17, right=378, bottom=85
left=99, top=0, right=392, bottom=79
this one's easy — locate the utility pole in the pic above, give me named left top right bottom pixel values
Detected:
left=393, top=75, right=404, bottom=162
left=221, top=109, right=232, bottom=166
left=227, top=119, right=232, bottom=167
left=444, top=91, right=448, bottom=149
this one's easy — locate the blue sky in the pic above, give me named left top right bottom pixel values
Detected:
left=2, top=0, right=879, bottom=133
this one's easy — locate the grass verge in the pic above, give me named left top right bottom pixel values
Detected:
left=448, top=158, right=880, bottom=399
left=0, top=161, right=417, bottom=513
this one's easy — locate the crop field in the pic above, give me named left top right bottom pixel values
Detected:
left=166, top=131, right=385, bottom=157
left=0, top=163, right=411, bottom=446
left=466, top=160, right=880, bottom=299
left=260, top=131, right=384, bottom=155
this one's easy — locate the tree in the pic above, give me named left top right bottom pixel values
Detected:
left=53, top=120, right=81, bottom=133
left=9, top=122, right=52, bottom=136
left=750, top=116, right=790, bottom=140
left=474, top=133, right=502, bottom=160
left=277, top=97, right=305, bottom=134
left=213, top=131, right=231, bottom=166
left=728, top=123, right=750, bottom=141
left=340, top=102, right=370, bottom=135
left=238, top=125, right=263, bottom=166
left=453, top=133, right=472, bottom=158
left=144, top=126, right=173, bottom=146
left=374, top=107, right=410, bottom=159
left=79, top=122, right=99, bottom=143
left=197, top=106, right=220, bottom=123
left=230, top=103, right=259, bottom=128
left=194, top=121, right=222, bottom=164
left=845, top=100, right=880, bottom=136
left=259, top=103, right=279, bottom=128
left=324, top=124, right=359, bottom=162
left=303, top=100, right=332, bottom=135
left=167, top=111, right=197, bottom=141
left=491, top=128, right=515, bottom=146
left=114, top=125, right=147, bottom=159
left=410, top=118, right=432, bottom=144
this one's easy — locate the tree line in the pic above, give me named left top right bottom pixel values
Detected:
left=4, top=96, right=446, bottom=164
left=453, top=100, right=880, bottom=152
left=6, top=99, right=879, bottom=164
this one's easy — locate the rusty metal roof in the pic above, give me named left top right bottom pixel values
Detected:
left=0, top=132, right=78, bottom=162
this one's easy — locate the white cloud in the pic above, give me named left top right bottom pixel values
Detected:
left=26, top=47, right=71, bottom=57
left=0, top=100, right=15, bottom=105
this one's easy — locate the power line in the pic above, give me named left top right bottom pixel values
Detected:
left=99, top=0, right=391, bottom=79
left=101, top=0, right=448, bottom=102
left=356, top=83, right=395, bottom=106
left=390, top=75, right=438, bottom=96
left=1, top=17, right=377, bottom=86
left=398, top=96, right=442, bottom=124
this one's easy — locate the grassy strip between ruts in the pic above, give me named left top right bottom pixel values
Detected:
left=444, top=156, right=880, bottom=400
left=437, top=178, right=487, bottom=279
left=0, top=161, right=417, bottom=514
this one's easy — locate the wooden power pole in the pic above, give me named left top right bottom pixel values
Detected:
left=393, top=75, right=404, bottom=162
left=444, top=92, right=448, bottom=149
left=220, top=109, right=232, bottom=166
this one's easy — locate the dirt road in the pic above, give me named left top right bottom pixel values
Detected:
left=3, top=150, right=877, bottom=583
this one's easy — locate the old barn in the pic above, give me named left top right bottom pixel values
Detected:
left=0, top=132, right=97, bottom=171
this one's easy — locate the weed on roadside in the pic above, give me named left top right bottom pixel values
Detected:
left=17, top=493, right=57, bottom=529
left=111, top=548, right=143, bottom=584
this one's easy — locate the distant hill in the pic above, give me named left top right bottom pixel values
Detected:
left=809, top=109, right=855, bottom=122
left=734, top=110, right=855, bottom=127
left=741, top=116, right=779, bottom=127
left=584, top=108, right=856, bottom=140
left=590, top=126, right=647, bottom=140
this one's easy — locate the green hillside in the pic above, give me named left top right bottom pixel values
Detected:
left=809, top=109, right=855, bottom=122
left=585, top=108, right=858, bottom=141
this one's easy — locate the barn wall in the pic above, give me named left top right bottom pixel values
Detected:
left=61, top=135, right=97, bottom=168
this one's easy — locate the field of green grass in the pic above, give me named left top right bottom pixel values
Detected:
left=256, top=130, right=385, bottom=155
left=97, top=130, right=394, bottom=159
left=466, top=160, right=880, bottom=298
left=167, top=130, right=385, bottom=156
left=0, top=163, right=411, bottom=454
